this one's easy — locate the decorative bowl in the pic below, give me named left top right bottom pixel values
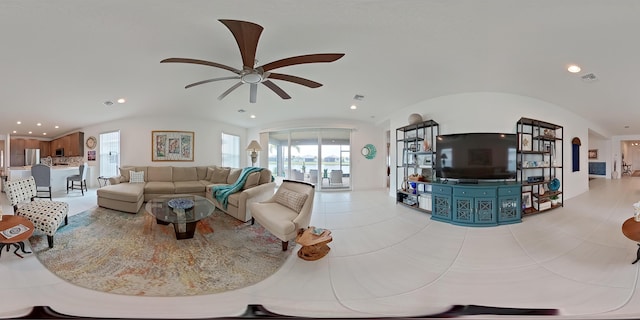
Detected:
left=167, top=198, right=194, bottom=210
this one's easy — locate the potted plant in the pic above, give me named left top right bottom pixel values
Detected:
left=550, top=195, right=559, bottom=206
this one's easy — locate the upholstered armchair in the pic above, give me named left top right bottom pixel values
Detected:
left=329, top=170, right=343, bottom=185
left=249, top=180, right=315, bottom=251
left=5, top=177, right=69, bottom=248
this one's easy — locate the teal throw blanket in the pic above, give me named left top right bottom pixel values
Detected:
left=212, top=167, right=263, bottom=209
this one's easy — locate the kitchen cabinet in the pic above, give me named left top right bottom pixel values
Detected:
left=66, top=132, right=84, bottom=156
left=39, top=141, right=51, bottom=158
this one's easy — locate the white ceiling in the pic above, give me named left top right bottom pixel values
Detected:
left=2, top=0, right=640, bottom=138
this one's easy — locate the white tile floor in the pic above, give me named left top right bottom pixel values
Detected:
left=2, top=178, right=640, bottom=318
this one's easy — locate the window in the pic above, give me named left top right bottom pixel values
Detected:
left=221, top=133, right=240, bottom=167
left=99, top=130, right=120, bottom=178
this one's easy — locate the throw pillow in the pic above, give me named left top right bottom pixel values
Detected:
left=242, top=171, right=261, bottom=190
left=274, top=189, right=308, bottom=213
left=129, top=171, right=145, bottom=183
left=226, top=168, right=242, bottom=184
left=211, top=167, right=231, bottom=183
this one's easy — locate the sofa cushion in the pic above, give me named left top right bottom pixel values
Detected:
left=227, top=192, right=240, bottom=207
left=173, top=166, right=198, bottom=181
left=129, top=171, right=145, bottom=183
left=210, top=167, right=230, bottom=183
left=147, top=166, right=172, bottom=182
left=119, top=166, right=135, bottom=182
left=174, top=181, right=207, bottom=193
left=144, top=181, right=175, bottom=194
left=196, top=166, right=210, bottom=180
left=97, top=183, right=144, bottom=203
left=227, top=168, right=242, bottom=184
left=259, top=169, right=272, bottom=184
left=274, top=189, right=308, bottom=213
left=242, top=171, right=261, bottom=190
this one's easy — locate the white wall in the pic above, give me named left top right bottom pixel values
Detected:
left=248, top=118, right=388, bottom=190
left=388, top=92, right=610, bottom=201
left=80, top=115, right=247, bottom=187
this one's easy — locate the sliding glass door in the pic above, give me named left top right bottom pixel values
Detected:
left=268, top=129, right=351, bottom=190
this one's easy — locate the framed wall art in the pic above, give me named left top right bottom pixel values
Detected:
left=588, top=149, right=598, bottom=159
left=152, top=131, right=194, bottom=161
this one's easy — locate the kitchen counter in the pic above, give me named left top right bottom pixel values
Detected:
left=8, top=165, right=81, bottom=192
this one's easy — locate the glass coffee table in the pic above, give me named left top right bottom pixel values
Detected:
left=145, top=195, right=216, bottom=240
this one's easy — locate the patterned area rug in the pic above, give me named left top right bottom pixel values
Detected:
left=29, top=206, right=291, bottom=296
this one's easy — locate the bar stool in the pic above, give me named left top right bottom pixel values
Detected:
left=67, top=163, right=88, bottom=195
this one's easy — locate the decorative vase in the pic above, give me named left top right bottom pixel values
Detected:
left=408, top=113, right=423, bottom=125
left=538, top=185, right=545, bottom=196
left=422, top=139, right=430, bottom=151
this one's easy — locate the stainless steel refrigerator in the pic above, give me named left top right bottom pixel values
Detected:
left=25, top=148, right=40, bottom=166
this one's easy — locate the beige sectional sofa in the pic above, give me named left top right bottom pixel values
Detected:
left=97, top=165, right=276, bottom=222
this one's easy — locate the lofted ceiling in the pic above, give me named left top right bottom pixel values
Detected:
left=1, top=0, right=640, bottom=139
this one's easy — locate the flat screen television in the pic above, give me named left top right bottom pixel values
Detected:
left=435, top=133, right=517, bottom=182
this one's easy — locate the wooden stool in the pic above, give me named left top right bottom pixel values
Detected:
left=295, top=227, right=332, bottom=261
left=622, top=217, right=640, bottom=264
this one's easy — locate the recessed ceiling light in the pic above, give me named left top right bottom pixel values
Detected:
left=12, top=130, right=16, bottom=133
left=567, top=65, right=581, bottom=73
left=37, top=123, right=42, bottom=126
left=117, top=98, right=126, bottom=103
left=55, top=125, right=59, bottom=129
left=43, top=133, right=47, bottom=135
left=350, top=105, right=357, bottom=110
left=28, top=131, right=32, bottom=134
left=16, top=121, right=21, bottom=124
left=250, top=114, right=256, bottom=119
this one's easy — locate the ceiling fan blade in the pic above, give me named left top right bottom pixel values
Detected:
left=259, top=53, right=345, bottom=72
left=185, top=76, right=239, bottom=89
left=218, top=82, right=244, bottom=100
left=262, top=80, right=291, bottom=100
left=249, top=83, right=258, bottom=103
left=267, top=72, right=323, bottom=88
left=219, top=19, right=263, bottom=69
left=161, top=58, right=241, bottom=74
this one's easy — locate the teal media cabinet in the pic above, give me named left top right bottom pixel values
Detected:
left=431, top=182, right=521, bottom=226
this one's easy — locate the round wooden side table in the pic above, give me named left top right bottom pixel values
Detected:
left=295, top=227, right=332, bottom=261
left=0, top=215, right=35, bottom=258
left=622, top=217, right=640, bottom=264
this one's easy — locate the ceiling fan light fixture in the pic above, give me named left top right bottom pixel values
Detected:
left=241, top=73, right=262, bottom=84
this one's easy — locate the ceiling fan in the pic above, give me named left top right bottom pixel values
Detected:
left=161, top=19, right=345, bottom=103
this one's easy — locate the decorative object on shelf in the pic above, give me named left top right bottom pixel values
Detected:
left=518, top=133, right=532, bottom=151
left=548, top=178, right=560, bottom=191
left=543, top=129, right=556, bottom=138
left=361, top=144, right=376, bottom=159
left=588, top=149, right=598, bottom=159
left=246, top=140, right=262, bottom=166
left=522, top=191, right=532, bottom=209
left=408, top=173, right=424, bottom=181
left=634, top=201, right=640, bottom=222
left=85, top=136, right=97, bottom=150
left=408, top=113, right=423, bottom=125
left=550, top=195, right=559, bottom=206
left=152, top=131, right=194, bottom=162
left=423, top=138, right=430, bottom=152
left=538, top=184, right=545, bottom=196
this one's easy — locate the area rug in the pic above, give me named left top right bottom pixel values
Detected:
left=29, top=206, right=291, bottom=296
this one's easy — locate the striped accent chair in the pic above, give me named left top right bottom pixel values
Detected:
left=5, top=177, right=69, bottom=248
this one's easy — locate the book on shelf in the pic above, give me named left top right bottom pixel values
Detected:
left=1, top=223, right=30, bottom=239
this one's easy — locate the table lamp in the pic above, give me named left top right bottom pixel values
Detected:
left=246, top=140, right=262, bottom=166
